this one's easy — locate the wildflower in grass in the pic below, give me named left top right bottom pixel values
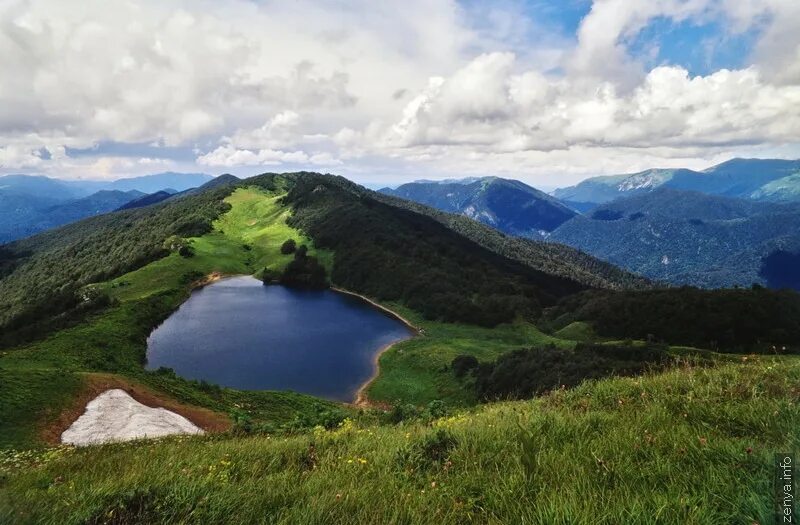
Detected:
left=699, top=437, right=707, bottom=446
left=336, top=418, right=355, bottom=434
left=358, top=458, right=367, bottom=464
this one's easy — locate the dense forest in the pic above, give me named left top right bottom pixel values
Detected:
left=375, top=192, right=651, bottom=290
left=273, top=173, right=586, bottom=326
left=544, top=287, right=800, bottom=352
left=278, top=244, right=328, bottom=289
left=455, top=343, right=669, bottom=401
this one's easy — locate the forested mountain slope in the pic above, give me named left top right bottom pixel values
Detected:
left=381, top=177, right=576, bottom=237
left=550, top=188, right=800, bottom=289
left=374, top=190, right=650, bottom=290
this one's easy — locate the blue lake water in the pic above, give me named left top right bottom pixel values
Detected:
left=146, top=276, right=413, bottom=401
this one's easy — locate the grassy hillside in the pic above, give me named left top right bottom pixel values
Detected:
left=0, top=185, right=341, bottom=448
left=364, top=305, right=571, bottom=406
left=1, top=356, right=796, bottom=524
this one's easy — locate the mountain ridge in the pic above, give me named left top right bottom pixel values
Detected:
left=380, top=176, right=577, bottom=238
left=553, top=158, right=800, bottom=206
left=549, top=187, right=800, bottom=289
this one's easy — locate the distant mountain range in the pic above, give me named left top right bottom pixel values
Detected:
left=0, top=172, right=217, bottom=243
left=376, top=160, right=800, bottom=291
left=0, top=189, right=144, bottom=244
left=553, top=158, right=800, bottom=209
left=380, top=177, right=576, bottom=238
left=549, top=188, right=800, bottom=290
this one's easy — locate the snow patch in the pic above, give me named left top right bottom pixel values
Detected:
left=61, top=389, right=203, bottom=446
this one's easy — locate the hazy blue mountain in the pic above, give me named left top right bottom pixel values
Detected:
left=104, top=172, right=213, bottom=193
left=751, top=172, right=800, bottom=202
left=380, top=176, right=576, bottom=237
left=116, top=190, right=174, bottom=210
left=553, top=158, right=800, bottom=207
left=65, top=172, right=213, bottom=195
left=0, top=189, right=143, bottom=243
left=0, top=172, right=214, bottom=198
left=553, top=169, right=694, bottom=207
left=0, top=172, right=218, bottom=243
left=549, top=188, right=800, bottom=290
left=0, top=174, right=81, bottom=200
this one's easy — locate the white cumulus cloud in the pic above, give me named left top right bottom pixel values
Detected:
left=0, top=0, right=797, bottom=185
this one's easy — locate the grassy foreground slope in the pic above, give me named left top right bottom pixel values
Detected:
left=2, top=357, right=796, bottom=524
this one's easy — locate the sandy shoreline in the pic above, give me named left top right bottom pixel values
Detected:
left=331, top=287, right=420, bottom=333
left=330, top=287, right=421, bottom=407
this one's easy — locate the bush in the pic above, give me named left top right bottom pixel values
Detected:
left=451, top=355, right=479, bottom=378
left=178, top=245, right=195, bottom=258
left=280, top=239, right=297, bottom=255
left=261, top=268, right=281, bottom=284
left=280, top=247, right=327, bottom=289
left=387, top=403, right=420, bottom=424
left=475, top=343, right=669, bottom=401
left=180, top=270, right=205, bottom=284
left=424, top=400, right=447, bottom=419
left=396, top=429, right=458, bottom=474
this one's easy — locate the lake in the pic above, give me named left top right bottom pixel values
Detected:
left=146, top=276, right=414, bottom=401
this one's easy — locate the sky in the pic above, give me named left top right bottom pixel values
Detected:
left=0, top=0, right=799, bottom=188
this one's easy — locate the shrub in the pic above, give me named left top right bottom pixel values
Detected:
left=280, top=248, right=327, bottom=289
left=280, top=239, right=297, bottom=255
left=424, top=400, right=447, bottom=419
left=451, top=355, right=479, bottom=378
left=180, top=270, right=205, bottom=284
left=261, top=268, right=281, bottom=284
left=475, top=343, right=669, bottom=401
left=396, top=429, right=458, bottom=474
left=387, top=403, right=420, bottom=424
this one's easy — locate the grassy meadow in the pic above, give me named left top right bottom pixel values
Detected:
left=1, top=357, right=797, bottom=524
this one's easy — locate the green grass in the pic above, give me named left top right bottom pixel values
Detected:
left=368, top=306, right=574, bottom=406
left=553, top=321, right=597, bottom=342
left=0, top=368, right=82, bottom=446
left=101, top=187, right=330, bottom=303
left=1, top=357, right=797, bottom=524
